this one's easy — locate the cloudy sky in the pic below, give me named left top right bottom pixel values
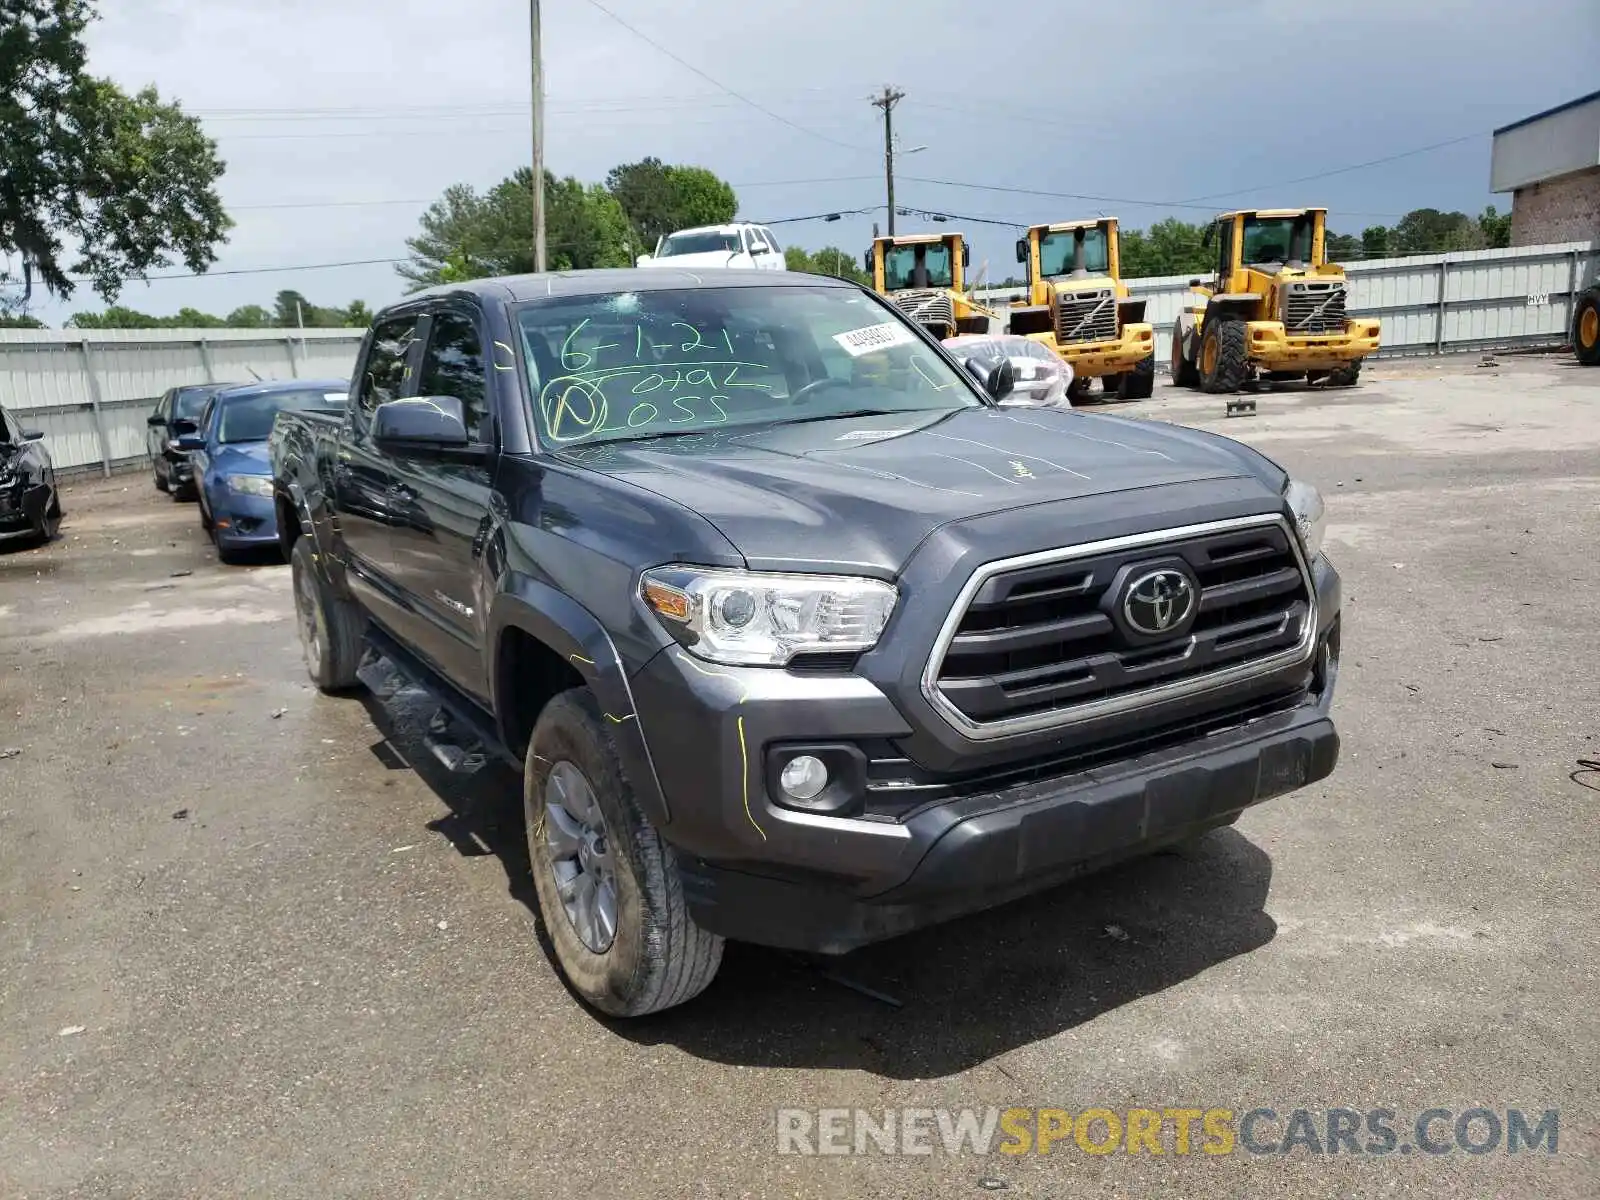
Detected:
left=31, top=0, right=1600, bottom=324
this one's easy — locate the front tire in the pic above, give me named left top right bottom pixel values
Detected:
left=1326, top=359, right=1362, bottom=387
left=154, top=460, right=169, bottom=493
left=1199, top=319, right=1249, bottom=393
left=289, top=537, right=364, bottom=692
left=526, top=689, right=723, bottom=1017
left=1573, top=291, right=1600, bottom=366
left=1117, top=352, right=1156, bottom=400
left=1170, top=323, right=1200, bottom=387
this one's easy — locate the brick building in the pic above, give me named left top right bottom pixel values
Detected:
left=1490, top=90, right=1600, bottom=246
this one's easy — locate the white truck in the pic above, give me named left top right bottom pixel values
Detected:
left=636, top=222, right=784, bottom=271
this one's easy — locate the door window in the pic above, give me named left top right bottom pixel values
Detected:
left=417, top=311, right=489, bottom=441
left=356, top=315, right=422, bottom=419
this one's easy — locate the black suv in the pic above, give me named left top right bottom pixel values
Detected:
left=272, top=270, right=1342, bottom=1016
left=147, top=383, right=239, bottom=497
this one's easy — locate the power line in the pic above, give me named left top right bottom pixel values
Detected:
left=577, top=0, right=871, bottom=152
left=898, top=175, right=1409, bottom=221
left=1174, top=131, right=1490, bottom=204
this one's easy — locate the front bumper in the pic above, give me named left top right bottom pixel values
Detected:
left=208, top=487, right=279, bottom=547
left=1022, top=324, right=1154, bottom=378
left=0, top=480, right=48, bottom=541
left=632, top=554, right=1342, bottom=953
left=1246, top=319, right=1380, bottom=370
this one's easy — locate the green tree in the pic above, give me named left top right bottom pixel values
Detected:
left=1361, top=225, right=1390, bottom=260
left=66, top=304, right=159, bottom=328
left=1, top=1, right=230, bottom=303
left=1478, top=204, right=1512, bottom=249
left=784, top=245, right=869, bottom=286
left=1388, top=208, right=1484, bottom=254
left=172, top=306, right=223, bottom=327
left=0, top=312, right=46, bottom=328
left=1325, top=231, right=1361, bottom=261
left=1120, top=218, right=1210, bottom=278
left=342, top=299, right=373, bottom=327
left=399, top=167, right=636, bottom=289
left=226, top=304, right=272, bottom=328
left=604, top=157, right=737, bottom=249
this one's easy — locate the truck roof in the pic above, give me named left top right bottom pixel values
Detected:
left=406, top=269, right=855, bottom=304
left=873, top=232, right=957, bottom=245
left=1032, top=218, right=1115, bottom=233
left=1213, top=207, right=1327, bottom=221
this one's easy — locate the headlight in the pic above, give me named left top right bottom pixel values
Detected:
left=167, top=439, right=187, bottom=453
left=640, top=566, right=897, bottom=667
left=1284, top=478, right=1326, bottom=559
left=226, top=475, right=274, bottom=498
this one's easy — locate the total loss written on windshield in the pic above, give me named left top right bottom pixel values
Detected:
left=518, top=285, right=978, bottom=448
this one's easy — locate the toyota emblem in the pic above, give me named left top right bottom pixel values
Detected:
left=1123, top=568, right=1196, bottom=636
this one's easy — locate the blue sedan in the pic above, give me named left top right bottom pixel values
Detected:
left=191, top=380, right=347, bottom=562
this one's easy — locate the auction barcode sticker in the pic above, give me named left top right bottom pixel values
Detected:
left=833, top=321, right=918, bottom=357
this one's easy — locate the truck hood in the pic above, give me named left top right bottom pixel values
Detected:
left=558, top=407, right=1282, bottom=574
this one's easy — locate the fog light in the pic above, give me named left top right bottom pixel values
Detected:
left=778, top=754, right=828, bottom=802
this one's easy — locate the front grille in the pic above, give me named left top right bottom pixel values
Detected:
left=892, top=289, right=955, bottom=334
left=927, top=517, right=1314, bottom=735
left=1282, top=280, right=1348, bottom=334
left=1053, top=287, right=1119, bottom=345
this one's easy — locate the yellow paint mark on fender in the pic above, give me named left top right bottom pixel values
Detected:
left=604, top=712, right=636, bottom=724
left=737, top=715, right=766, bottom=841
left=569, top=653, right=596, bottom=667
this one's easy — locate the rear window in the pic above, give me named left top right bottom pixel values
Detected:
left=173, top=387, right=219, bottom=419
left=217, top=389, right=345, bottom=444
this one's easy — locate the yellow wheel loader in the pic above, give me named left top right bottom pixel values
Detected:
left=1004, top=218, right=1156, bottom=401
left=865, top=232, right=997, bottom=340
left=1170, top=208, right=1380, bottom=393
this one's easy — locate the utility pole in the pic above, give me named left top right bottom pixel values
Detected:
left=530, top=0, right=547, bottom=272
left=870, top=86, right=905, bottom=236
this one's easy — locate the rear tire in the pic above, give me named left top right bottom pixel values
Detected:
left=1199, top=319, right=1249, bottom=393
left=1574, top=291, right=1600, bottom=366
left=1117, top=352, right=1156, bottom=400
left=526, top=689, right=723, bottom=1017
left=289, top=537, right=365, bottom=692
left=1066, top=376, right=1096, bottom=404
left=1170, top=323, right=1200, bottom=387
left=1326, top=359, right=1362, bottom=388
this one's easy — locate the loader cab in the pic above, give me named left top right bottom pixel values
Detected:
left=1018, top=219, right=1121, bottom=299
left=868, top=233, right=969, bottom=295
left=1207, top=209, right=1328, bottom=290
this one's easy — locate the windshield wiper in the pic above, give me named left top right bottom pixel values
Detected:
left=766, top=408, right=915, bottom=427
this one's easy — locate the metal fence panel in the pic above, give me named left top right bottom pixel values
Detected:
left=0, top=329, right=364, bottom=474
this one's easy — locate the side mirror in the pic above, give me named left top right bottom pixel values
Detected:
left=20, top=430, right=44, bottom=443
left=635, top=254, right=654, bottom=267
left=1015, top=239, right=1027, bottom=264
left=963, top=356, right=1015, bottom=403
left=147, top=413, right=166, bottom=427
left=749, top=243, right=767, bottom=255
left=863, top=251, right=873, bottom=272
left=171, top=417, right=199, bottom=435
left=373, top=395, right=481, bottom=462
left=962, top=245, right=971, bottom=268
left=1188, top=278, right=1202, bottom=288
left=174, top=433, right=205, bottom=452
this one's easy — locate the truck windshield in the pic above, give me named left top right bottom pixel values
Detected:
left=658, top=231, right=741, bottom=256
left=217, top=389, right=346, bottom=444
left=1039, top=228, right=1110, bottom=277
left=882, top=244, right=953, bottom=290
left=1241, top=216, right=1315, bottom=266
left=517, top=284, right=981, bottom=448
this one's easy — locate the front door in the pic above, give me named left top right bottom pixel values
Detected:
left=334, top=314, right=422, bottom=627
left=384, top=305, right=495, bottom=702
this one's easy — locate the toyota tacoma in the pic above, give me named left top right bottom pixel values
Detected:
left=271, top=269, right=1341, bottom=1016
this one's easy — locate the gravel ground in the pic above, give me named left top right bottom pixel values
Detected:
left=1, top=353, right=1596, bottom=1199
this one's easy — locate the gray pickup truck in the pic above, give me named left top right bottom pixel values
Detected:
left=271, top=269, right=1341, bottom=1016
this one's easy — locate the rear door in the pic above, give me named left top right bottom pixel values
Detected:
left=383, top=304, right=495, bottom=701
left=334, top=313, right=422, bottom=623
